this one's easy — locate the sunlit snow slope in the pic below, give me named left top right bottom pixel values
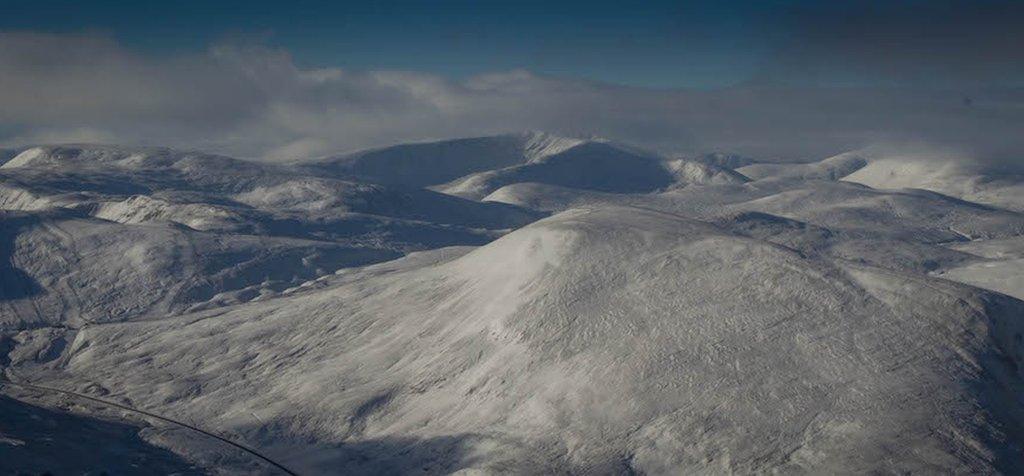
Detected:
left=2, top=135, right=1024, bottom=474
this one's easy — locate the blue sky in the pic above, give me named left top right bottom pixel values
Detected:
left=0, top=0, right=812, bottom=88
left=5, top=0, right=1022, bottom=88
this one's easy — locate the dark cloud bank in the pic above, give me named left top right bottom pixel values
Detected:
left=1, top=1, right=1023, bottom=166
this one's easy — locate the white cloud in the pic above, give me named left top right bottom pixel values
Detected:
left=1, top=31, right=1022, bottom=165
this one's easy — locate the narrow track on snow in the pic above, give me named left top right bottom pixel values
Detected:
left=0, top=373, right=299, bottom=476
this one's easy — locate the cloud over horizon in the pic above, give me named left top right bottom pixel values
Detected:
left=1, top=30, right=1023, bottom=165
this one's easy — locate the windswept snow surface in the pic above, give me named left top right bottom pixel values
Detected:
left=3, top=136, right=1024, bottom=474
left=842, top=153, right=1024, bottom=212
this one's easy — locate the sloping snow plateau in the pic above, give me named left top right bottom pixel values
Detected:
left=2, top=135, right=1024, bottom=474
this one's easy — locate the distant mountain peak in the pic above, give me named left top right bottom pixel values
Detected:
left=514, top=131, right=589, bottom=163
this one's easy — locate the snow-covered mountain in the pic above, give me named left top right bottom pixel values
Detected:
left=298, top=132, right=746, bottom=200
left=842, top=153, right=1024, bottom=212
left=296, top=132, right=586, bottom=187
left=3, top=135, right=1024, bottom=474
left=0, top=144, right=546, bottom=330
left=736, top=149, right=1024, bottom=212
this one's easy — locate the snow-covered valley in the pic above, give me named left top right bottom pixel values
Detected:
left=3, top=133, right=1024, bottom=474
